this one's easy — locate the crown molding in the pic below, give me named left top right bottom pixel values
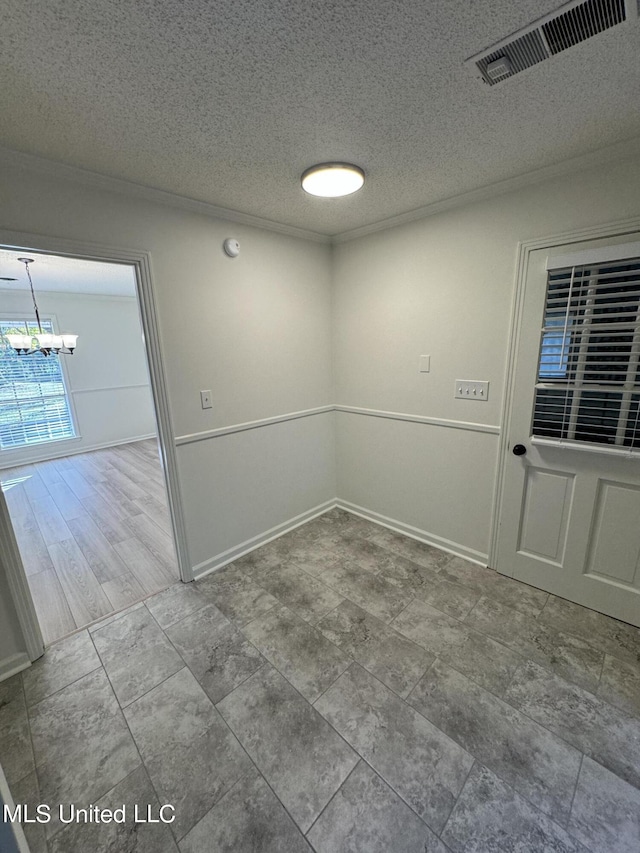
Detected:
left=332, top=135, right=640, bottom=243
left=0, top=146, right=331, bottom=245
left=3, top=136, right=640, bottom=247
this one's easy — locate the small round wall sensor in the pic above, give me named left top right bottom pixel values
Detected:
left=223, top=238, right=240, bottom=258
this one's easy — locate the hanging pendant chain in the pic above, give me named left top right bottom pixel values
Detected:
left=23, top=260, right=44, bottom=334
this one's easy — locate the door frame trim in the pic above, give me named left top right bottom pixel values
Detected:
left=488, top=214, right=640, bottom=573
left=0, top=227, right=192, bottom=659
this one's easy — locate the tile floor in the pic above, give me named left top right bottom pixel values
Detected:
left=2, top=508, right=640, bottom=852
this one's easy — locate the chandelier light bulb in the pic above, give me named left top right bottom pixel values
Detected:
left=35, top=333, right=53, bottom=349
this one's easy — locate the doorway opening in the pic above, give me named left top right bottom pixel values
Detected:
left=0, top=247, right=183, bottom=646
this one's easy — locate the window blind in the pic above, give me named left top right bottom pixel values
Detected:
left=532, top=257, right=640, bottom=450
left=0, top=318, right=76, bottom=449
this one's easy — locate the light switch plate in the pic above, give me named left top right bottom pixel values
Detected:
left=419, top=355, right=431, bottom=373
left=200, top=390, right=213, bottom=409
left=455, top=380, right=489, bottom=400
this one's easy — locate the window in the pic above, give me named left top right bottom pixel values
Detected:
left=0, top=318, right=76, bottom=449
left=532, top=257, right=640, bottom=449
left=538, top=316, right=571, bottom=379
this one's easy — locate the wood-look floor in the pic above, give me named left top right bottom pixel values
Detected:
left=1, top=439, right=179, bottom=645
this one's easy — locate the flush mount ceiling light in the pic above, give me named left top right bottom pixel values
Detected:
left=301, top=163, right=365, bottom=198
left=3, top=258, right=78, bottom=356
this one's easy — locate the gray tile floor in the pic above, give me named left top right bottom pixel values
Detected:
left=2, top=508, right=640, bottom=852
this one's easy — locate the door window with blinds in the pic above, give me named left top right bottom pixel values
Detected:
left=533, top=254, right=640, bottom=450
left=0, top=318, right=76, bottom=449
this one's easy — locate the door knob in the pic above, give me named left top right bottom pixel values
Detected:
left=512, top=444, right=527, bottom=456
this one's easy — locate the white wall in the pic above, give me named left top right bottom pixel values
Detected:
left=0, top=289, right=156, bottom=468
left=332, top=155, right=640, bottom=561
left=0, top=157, right=335, bottom=586
left=179, top=412, right=336, bottom=569
left=0, top=565, right=26, bottom=676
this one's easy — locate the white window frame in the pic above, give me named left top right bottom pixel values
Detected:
left=0, top=310, right=81, bottom=451
left=531, top=246, right=640, bottom=454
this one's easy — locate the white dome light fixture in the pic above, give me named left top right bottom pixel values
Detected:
left=301, top=163, right=364, bottom=198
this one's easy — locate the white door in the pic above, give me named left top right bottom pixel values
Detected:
left=495, top=233, right=640, bottom=628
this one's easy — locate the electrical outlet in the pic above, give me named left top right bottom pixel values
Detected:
left=200, top=390, right=212, bottom=409
left=455, top=380, right=489, bottom=400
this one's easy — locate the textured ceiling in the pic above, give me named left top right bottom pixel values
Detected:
left=0, top=250, right=136, bottom=296
left=1, top=0, right=639, bottom=236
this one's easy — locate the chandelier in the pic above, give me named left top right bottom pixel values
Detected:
left=4, top=257, right=78, bottom=356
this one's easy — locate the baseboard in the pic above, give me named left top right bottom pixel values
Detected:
left=192, top=499, right=338, bottom=579
left=0, top=433, right=156, bottom=470
left=0, top=652, right=31, bottom=683
left=192, top=495, right=488, bottom=580
left=336, top=499, right=489, bottom=566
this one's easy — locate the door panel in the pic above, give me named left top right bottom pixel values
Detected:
left=518, top=467, right=574, bottom=563
left=586, top=480, right=640, bottom=585
left=496, top=232, right=640, bottom=627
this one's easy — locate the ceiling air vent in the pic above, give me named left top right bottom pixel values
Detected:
left=465, top=0, right=637, bottom=85
left=543, top=0, right=626, bottom=53
left=475, top=31, right=548, bottom=84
